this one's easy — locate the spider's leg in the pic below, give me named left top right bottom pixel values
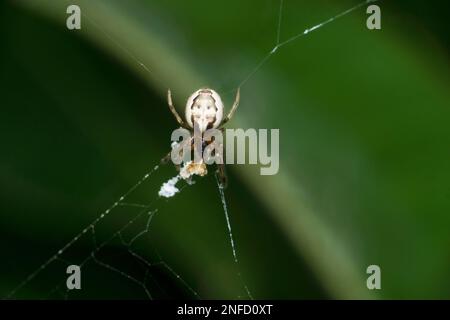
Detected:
left=220, top=87, right=240, bottom=127
left=216, top=163, right=228, bottom=189
left=160, top=151, right=183, bottom=173
left=214, top=128, right=227, bottom=187
left=167, top=89, right=187, bottom=128
left=160, top=150, right=172, bottom=164
left=160, top=137, right=193, bottom=168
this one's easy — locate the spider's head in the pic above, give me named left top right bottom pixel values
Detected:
left=185, top=88, right=223, bottom=133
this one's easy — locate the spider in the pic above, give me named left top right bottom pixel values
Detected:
left=161, top=88, right=240, bottom=188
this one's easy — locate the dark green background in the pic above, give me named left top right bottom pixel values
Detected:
left=1, top=0, right=449, bottom=299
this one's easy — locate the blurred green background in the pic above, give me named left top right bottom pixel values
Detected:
left=1, top=0, right=449, bottom=299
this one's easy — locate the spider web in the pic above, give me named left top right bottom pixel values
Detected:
left=4, top=0, right=378, bottom=300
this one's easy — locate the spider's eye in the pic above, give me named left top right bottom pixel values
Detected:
left=207, top=106, right=211, bottom=110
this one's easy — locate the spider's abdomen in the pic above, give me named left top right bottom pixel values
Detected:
left=185, top=88, right=224, bottom=132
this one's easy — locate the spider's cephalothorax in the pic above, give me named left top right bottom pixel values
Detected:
left=163, top=87, right=240, bottom=188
